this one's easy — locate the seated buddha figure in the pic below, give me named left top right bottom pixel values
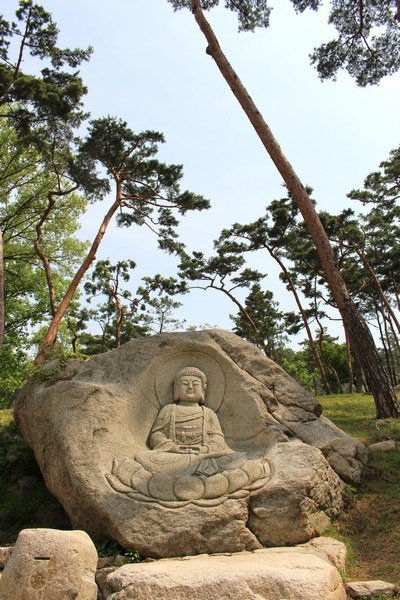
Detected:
left=148, top=366, right=231, bottom=456
left=109, top=366, right=270, bottom=503
left=136, top=367, right=255, bottom=478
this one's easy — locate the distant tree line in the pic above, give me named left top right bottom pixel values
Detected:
left=0, top=1, right=399, bottom=418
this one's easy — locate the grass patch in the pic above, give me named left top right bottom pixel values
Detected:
left=318, top=393, right=400, bottom=586
left=318, top=392, right=400, bottom=445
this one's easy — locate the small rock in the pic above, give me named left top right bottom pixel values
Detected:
left=346, top=580, right=398, bottom=598
left=97, top=554, right=132, bottom=569
left=113, top=554, right=131, bottom=567
left=0, top=548, right=13, bottom=569
left=97, top=556, right=115, bottom=569
left=17, top=475, right=41, bottom=492
left=95, top=567, right=115, bottom=600
left=5, top=453, right=17, bottom=463
left=299, top=536, right=347, bottom=573
left=0, top=528, right=98, bottom=600
left=369, top=440, right=397, bottom=452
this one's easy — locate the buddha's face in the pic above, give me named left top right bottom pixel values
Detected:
left=174, top=375, right=205, bottom=404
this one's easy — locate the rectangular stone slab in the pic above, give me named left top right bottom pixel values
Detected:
left=99, top=547, right=348, bottom=600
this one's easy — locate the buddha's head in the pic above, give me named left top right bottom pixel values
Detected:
left=173, top=367, right=207, bottom=405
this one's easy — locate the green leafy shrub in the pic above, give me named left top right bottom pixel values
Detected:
left=94, top=537, right=141, bottom=563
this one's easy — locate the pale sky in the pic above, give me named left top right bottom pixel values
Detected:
left=10, top=0, right=400, bottom=343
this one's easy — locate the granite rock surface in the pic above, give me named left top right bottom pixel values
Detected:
left=14, top=330, right=367, bottom=558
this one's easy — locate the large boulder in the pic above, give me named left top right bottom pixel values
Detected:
left=14, top=330, right=367, bottom=558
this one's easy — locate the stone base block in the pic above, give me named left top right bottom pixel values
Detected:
left=98, top=545, right=348, bottom=600
left=0, top=529, right=98, bottom=600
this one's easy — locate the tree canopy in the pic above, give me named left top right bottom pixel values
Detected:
left=168, top=0, right=400, bottom=85
left=0, top=0, right=91, bottom=139
left=1, top=0, right=399, bottom=415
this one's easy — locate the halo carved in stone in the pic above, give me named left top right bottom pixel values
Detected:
left=154, top=350, right=226, bottom=412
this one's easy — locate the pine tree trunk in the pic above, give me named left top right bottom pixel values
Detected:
left=0, top=228, right=4, bottom=351
left=353, top=348, right=364, bottom=394
left=344, top=330, right=354, bottom=393
left=192, top=0, right=400, bottom=418
left=341, top=297, right=399, bottom=417
left=34, top=189, right=123, bottom=365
